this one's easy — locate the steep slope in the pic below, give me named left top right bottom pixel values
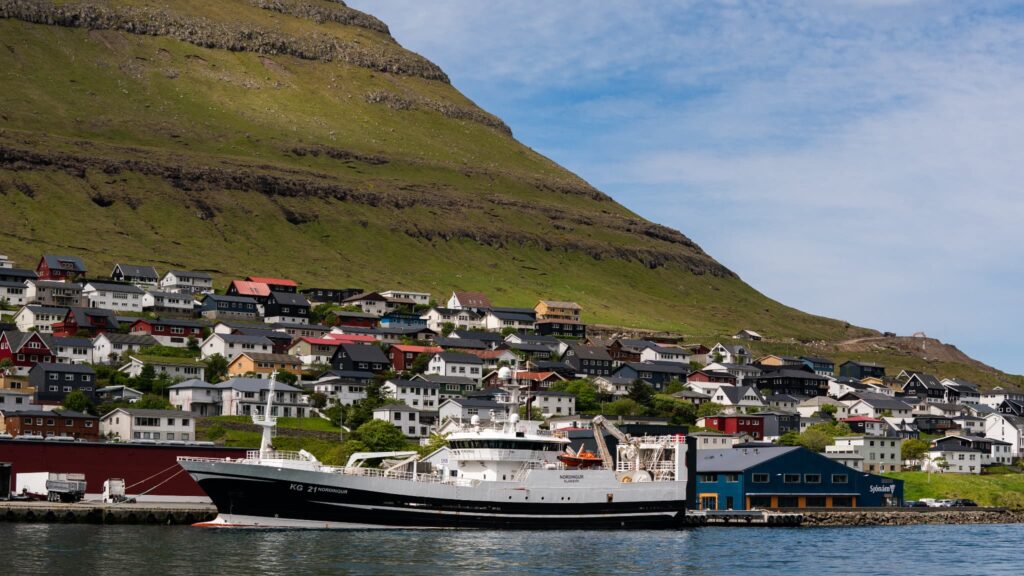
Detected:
left=0, top=1, right=1017, bottom=385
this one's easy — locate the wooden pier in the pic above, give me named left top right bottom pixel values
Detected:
left=0, top=501, right=216, bottom=525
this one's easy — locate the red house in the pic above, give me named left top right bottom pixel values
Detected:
left=700, top=414, right=765, bottom=440
left=332, top=311, right=379, bottom=328
left=0, top=332, right=56, bottom=373
left=129, top=318, right=205, bottom=346
left=246, top=276, right=298, bottom=294
left=36, top=255, right=87, bottom=281
left=52, top=307, right=118, bottom=338
left=388, top=344, right=443, bottom=372
left=226, top=280, right=272, bottom=303
left=687, top=370, right=738, bottom=385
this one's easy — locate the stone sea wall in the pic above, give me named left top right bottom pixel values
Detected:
left=801, top=508, right=1024, bottom=527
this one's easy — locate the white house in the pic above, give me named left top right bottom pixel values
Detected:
left=0, top=281, right=27, bottom=306
left=168, top=379, right=222, bottom=416
left=482, top=309, right=535, bottom=332
left=82, top=281, right=146, bottom=312
left=120, top=355, right=206, bottom=381
left=845, top=396, right=913, bottom=419
left=288, top=337, right=341, bottom=367
left=92, top=333, right=159, bottom=364
left=100, top=408, right=195, bottom=442
left=980, top=387, right=1024, bottom=410
left=52, top=336, right=94, bottom=365
left=14, top=304, right=67, bottom=333
left=532, top=390, right=575, bottom=417
left=708, top=342, right=751, bottom=365
left=312, top=377, right=367, bottom=406
left=342, top=292, right=389, bottom=317
left=709, top=386, right=765, bottom=414
left=420, top=307, right=484, bottom=332
left=0, top=390, right=33, bottom=411
left=939, top=378, right=981, bottom=405
left=159, top=270, right=214, bottom=294
left=925, top=435, right=1013, bottom=474
left=373, top=404, right=433, bottom=438
left=382, top=379, right=441, bottom=410
left=825, top=436, right=904, bottom=474
left=427, top=352, right=484, bottom=384
left=437, top=397, right=504, bottom=426
left=380, top=290, right=431, bottom=307
left=446, top=291, right=492, bottom=311
left=200, top=333, right=273, bottom=360
left=141, top=290, right=197, bottom=314
left=984, top=413, right=1024, bottom=458
left=169, top=378, right=308, bottom=417
left=639, top=345, right=690, bottom=365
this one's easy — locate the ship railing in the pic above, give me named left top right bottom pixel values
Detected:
left=177, top=455, right=232, bottom=463
left=339, top=466, right=478, bottom=487
left=511, top=460, right=564, bottom=481
left=245, top=450, right=311, bottom=462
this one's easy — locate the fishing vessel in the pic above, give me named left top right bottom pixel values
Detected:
left=178, top=370, right=690, bottom=528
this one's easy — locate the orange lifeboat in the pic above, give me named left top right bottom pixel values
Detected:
left=557, top=448, right=603, bottom=469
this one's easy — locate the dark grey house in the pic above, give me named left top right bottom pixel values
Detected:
left=331, top=343, right=390, bottom=373
left=30, top=362, right=97, bottom=404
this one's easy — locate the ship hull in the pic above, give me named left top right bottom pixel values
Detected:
left=182, top=460, right=688, bottom=529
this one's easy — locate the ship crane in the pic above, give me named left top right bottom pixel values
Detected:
left=591, top=415, right=637, bottom=470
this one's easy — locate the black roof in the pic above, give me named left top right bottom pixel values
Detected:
left=568, top=344, right=612, bottom=361
left=436, top=351, right=484, bottom=364
left=30, top=362, right=95, bottom=374
left=114, top=264, right=159, bottom=279
left=340, top=343, right=389, bottom=363
left=452, top=330, right=503, bottom=343
left=435, top=337, right=487, bottom=350
left=269, top=291, right=310, bottom=306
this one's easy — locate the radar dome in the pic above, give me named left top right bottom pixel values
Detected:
left=498, top=366, right=513, bottom=380
left=470, top=414, right=481, bottom=426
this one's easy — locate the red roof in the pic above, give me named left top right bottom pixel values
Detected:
left=247, top=276, right=298, bottom=287
left=324, top=333, right=377, bottom=343
left=515, top=371, right=562, bottom=381
left=295, top=337, right=344, bottom=346
left=230, top=280, right=270, bottom=297
left=391, top=344, right=443, bottom=354
left=842, top=416, right=883, bottom=422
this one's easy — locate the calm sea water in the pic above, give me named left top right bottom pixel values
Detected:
left=1, top=523, right=1020, bottom=575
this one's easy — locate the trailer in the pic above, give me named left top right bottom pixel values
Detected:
left=44, top=473, right=87, bottom=503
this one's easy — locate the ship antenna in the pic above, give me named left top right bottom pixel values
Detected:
left=255, top=373, right=278, bottom=457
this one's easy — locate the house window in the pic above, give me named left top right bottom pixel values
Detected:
left=832, top=474, right=849, bottom=484
left=783, top=474, right=800, bottom=484
left=699, top=474, right=717, bottom=482
left=725, top=474, right=739, bottom=483
left=804, top=474, right=821, bottom=484
left=49, top=374, right=58, bottom=381
left=752, top=473, right=769, bottom=483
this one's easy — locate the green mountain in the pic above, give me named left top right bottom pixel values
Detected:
left=0, top=1, right=1018, bottom=386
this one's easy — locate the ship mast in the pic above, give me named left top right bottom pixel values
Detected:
left=253, top=373, right=278, bottom=457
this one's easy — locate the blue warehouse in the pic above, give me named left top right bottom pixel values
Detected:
left=695, top=445, right=903, bottom=510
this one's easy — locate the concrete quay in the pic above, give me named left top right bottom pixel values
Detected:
left=0, top=501, right=216, bottom=525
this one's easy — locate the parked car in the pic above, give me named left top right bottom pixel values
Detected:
left=932, top=499, right=955, bottom=508
left=951, top=499, right=978, bottom=507
left=904, top=500, right=928, bottom=508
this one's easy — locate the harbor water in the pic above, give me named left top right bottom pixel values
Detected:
left=2, top=523, right=1021, bottom=575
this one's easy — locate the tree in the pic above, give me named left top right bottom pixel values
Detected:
left=408, top=353, right=431, bottom=375
left=627, top=379, right=654, bottom=407
left=797, top=428, right=832, bottom=452
left=902, top=438, right=930, bottom=464
left=777, top=431, right=801, bottom=446
left=135, top=364, right=157, bottom=392
left=0, top=358, right=12, bottom=376
left=274, top=370, right=298, bottom=385
left=441, top=322, right=455, bottom=337
left=600, top=398, right=644, bottom=417
left=135, top=394, right=173, bottom=410
left=519, top=405, right=544, bottom=420
left=417, top=433, right=449, bottom=457
left=204, top=354, right=229, bottom=383
left=820, top=404, right=838, bottom=416
left=696, top=402, right=725, bottom=419
left=62, top=389, right=95, bottom=415
left=321, top=439, right=368, bottom=466
left=500, top=327, right=517, bottom=337
left=550, top=379, right=600, bottom=413
left=309, top=303, right=337, bottom=325
left=308, top=392, right=328, bottom=410
left=187, top=336, right=200, bottom=354
left=664, top=379, right=685, bottom=395
left=651, top=395, right=697, bottom=425
left=353, top=419, right=410, bottom=452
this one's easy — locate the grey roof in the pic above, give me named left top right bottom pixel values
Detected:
left=320, top=370, right=375, bottom=381
left=944, top=378, right=980, bottom=391
left=710, top=363, right=762, bottom=373
left=114, top=264, right=159, bottom=279
left=856, top=396, right=913, bottom=410
left=714, top=386, right=764, bottom=405
left=146, top=290, right=196, bottom=300
left=436, top=351, right=484, bottom=364
left=759, top=368, right=828, bottom=381
left=1, top=331, right=53, bottom=352
left=22, top=304, right=70, bottom=315
left=768, top=394, right=805, bottom=403
left=646, top=345, right=688, bottom=355
left=331, top=310, right=380, bottom=319
left=800, top=356, right=834, bottom=365
left=42, top=255, right=86, bottom=272
left=31, top=280, right=84, bottom=290
left=217, top=333, right=274, bottom=345
left=673, top=390, right=711, bottom=399
left=214, top=378, right=302, bottom=393
left=510, top=334, right=560, bottom=345
left=487, top=310, right=535, bottom=322
left=269, top=291, right=310, bottom=306
left=435, top=337, right=487, bottom=350
left=386, top=379, right=440, bottom=390
left=273, top=322, right=330, bottom=331
left=842, top=360, right=885, bottom=368
left=53, top=336, right=93, bottom=347
left=100, top=333, right=159, bottom=346
left=452, top=330, right=503, bottom=342
left=0, top=268, right=37, bottom=280
left=375, top=403, right=423, bottom=412
left=569, top=344, right=613, bottom=361
left=169, top=379, right=217, bottom=389
left=415, top=374, right=479, bottom=386
left=204, top=294, right=257, bottom=304
left=444, top=398, right=504, bottom=409
left=30, top=362, right=94, bottom=374
left=428, top=307, right=483, bottom=318
left=85, top=281, right=145, bottom=294
left=167, top=270, right=212, bottom=280
left=622, top=362, right=688, bottom=375
left=340, top=343, right=389, bottom=363
left=135, top=318, right=205, bottom=328
left=506, top=342, right=552, bottom=353
left=0, top=280, right=26, bottom=288
left=233, top=327, right=292, bottom=341
left=696, top=447, right=801, bottom=472
left=906, top=373, right=944, bottom=391
left=616, top=338, right=658, bottom=351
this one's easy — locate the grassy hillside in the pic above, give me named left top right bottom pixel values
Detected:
left=886, top=471, right=1024, bottom=508
left=0, top=1, right=1017, bottom=384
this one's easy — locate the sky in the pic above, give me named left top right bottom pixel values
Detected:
left=347, top=0, right=1024, bottom=375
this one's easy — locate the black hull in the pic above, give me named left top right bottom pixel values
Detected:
left=196, top=472, right=688, bottom=529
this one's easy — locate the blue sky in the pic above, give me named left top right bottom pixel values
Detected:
left=348, top=1, right=1024, bottom=375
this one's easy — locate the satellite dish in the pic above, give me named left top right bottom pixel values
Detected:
left=498, top=366, right=513, bottom=380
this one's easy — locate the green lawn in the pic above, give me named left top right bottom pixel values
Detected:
left=204, top=415, right=340, bottom=433
left=885, top=471, right=1024, bottom=508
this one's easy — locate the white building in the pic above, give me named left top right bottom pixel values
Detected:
left=142, top=290, right=197, bottom=314
left=688, top=432, right=755, bottom=451
left=825, top=436, right=904, bottom=474
left=200, top=333, right=273, bottom=360
left=312, top=377, right=367, bottom=406
left=984, top=413, right=1024, bottom=458
left=382, top=379, right=440, bottom=410
left=92, top=333, right=159, bottom=364
left=373, top=404, right=433, bottom=438
left=709, top=386, right=765, bottom=415
left=121, top=355, right=206, bottom=381
left=13, top=304, right=67, bottom=333
left=168, top=378, right=308, bottom=417
left=52, top=336, right=94, bottom=365
left=82, top=281, right=145, bottom=312
left=0, top=281, right=27, bottom=306
left=845, top=396, right=913, bottom=419
left=799, top=396, right=852, bottom=420
left=420, top=307, right=484, bottom=332
left=100, top=408, right=195, bottom=442
left=532, top=390, right=575, bottom=417
left=427, top=352, right=484, bottom=384
left=0, top=390, right=33, bottom=411
left=708, top=342, right=751, bottom=365
left=437, top=398, right=504, bottom=426
left=159, top=270, right=214, bottom=295
left=482, top=309, right=535, bottom=332
left=380, top=290, right=430, bottom=307
left=168, top=379, right=222, bottom=416
left=980, top=387, right=1024, bottom=410
left=639, top=345, right=690, bottom=365
left=925, top=435, right=1013, bottom=474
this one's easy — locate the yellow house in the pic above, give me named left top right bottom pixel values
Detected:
left=753, top=355, right=803, bottom=367
left=227, top=352, right=303, bottom=378
left=535, top=300, right=582, bottom=322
